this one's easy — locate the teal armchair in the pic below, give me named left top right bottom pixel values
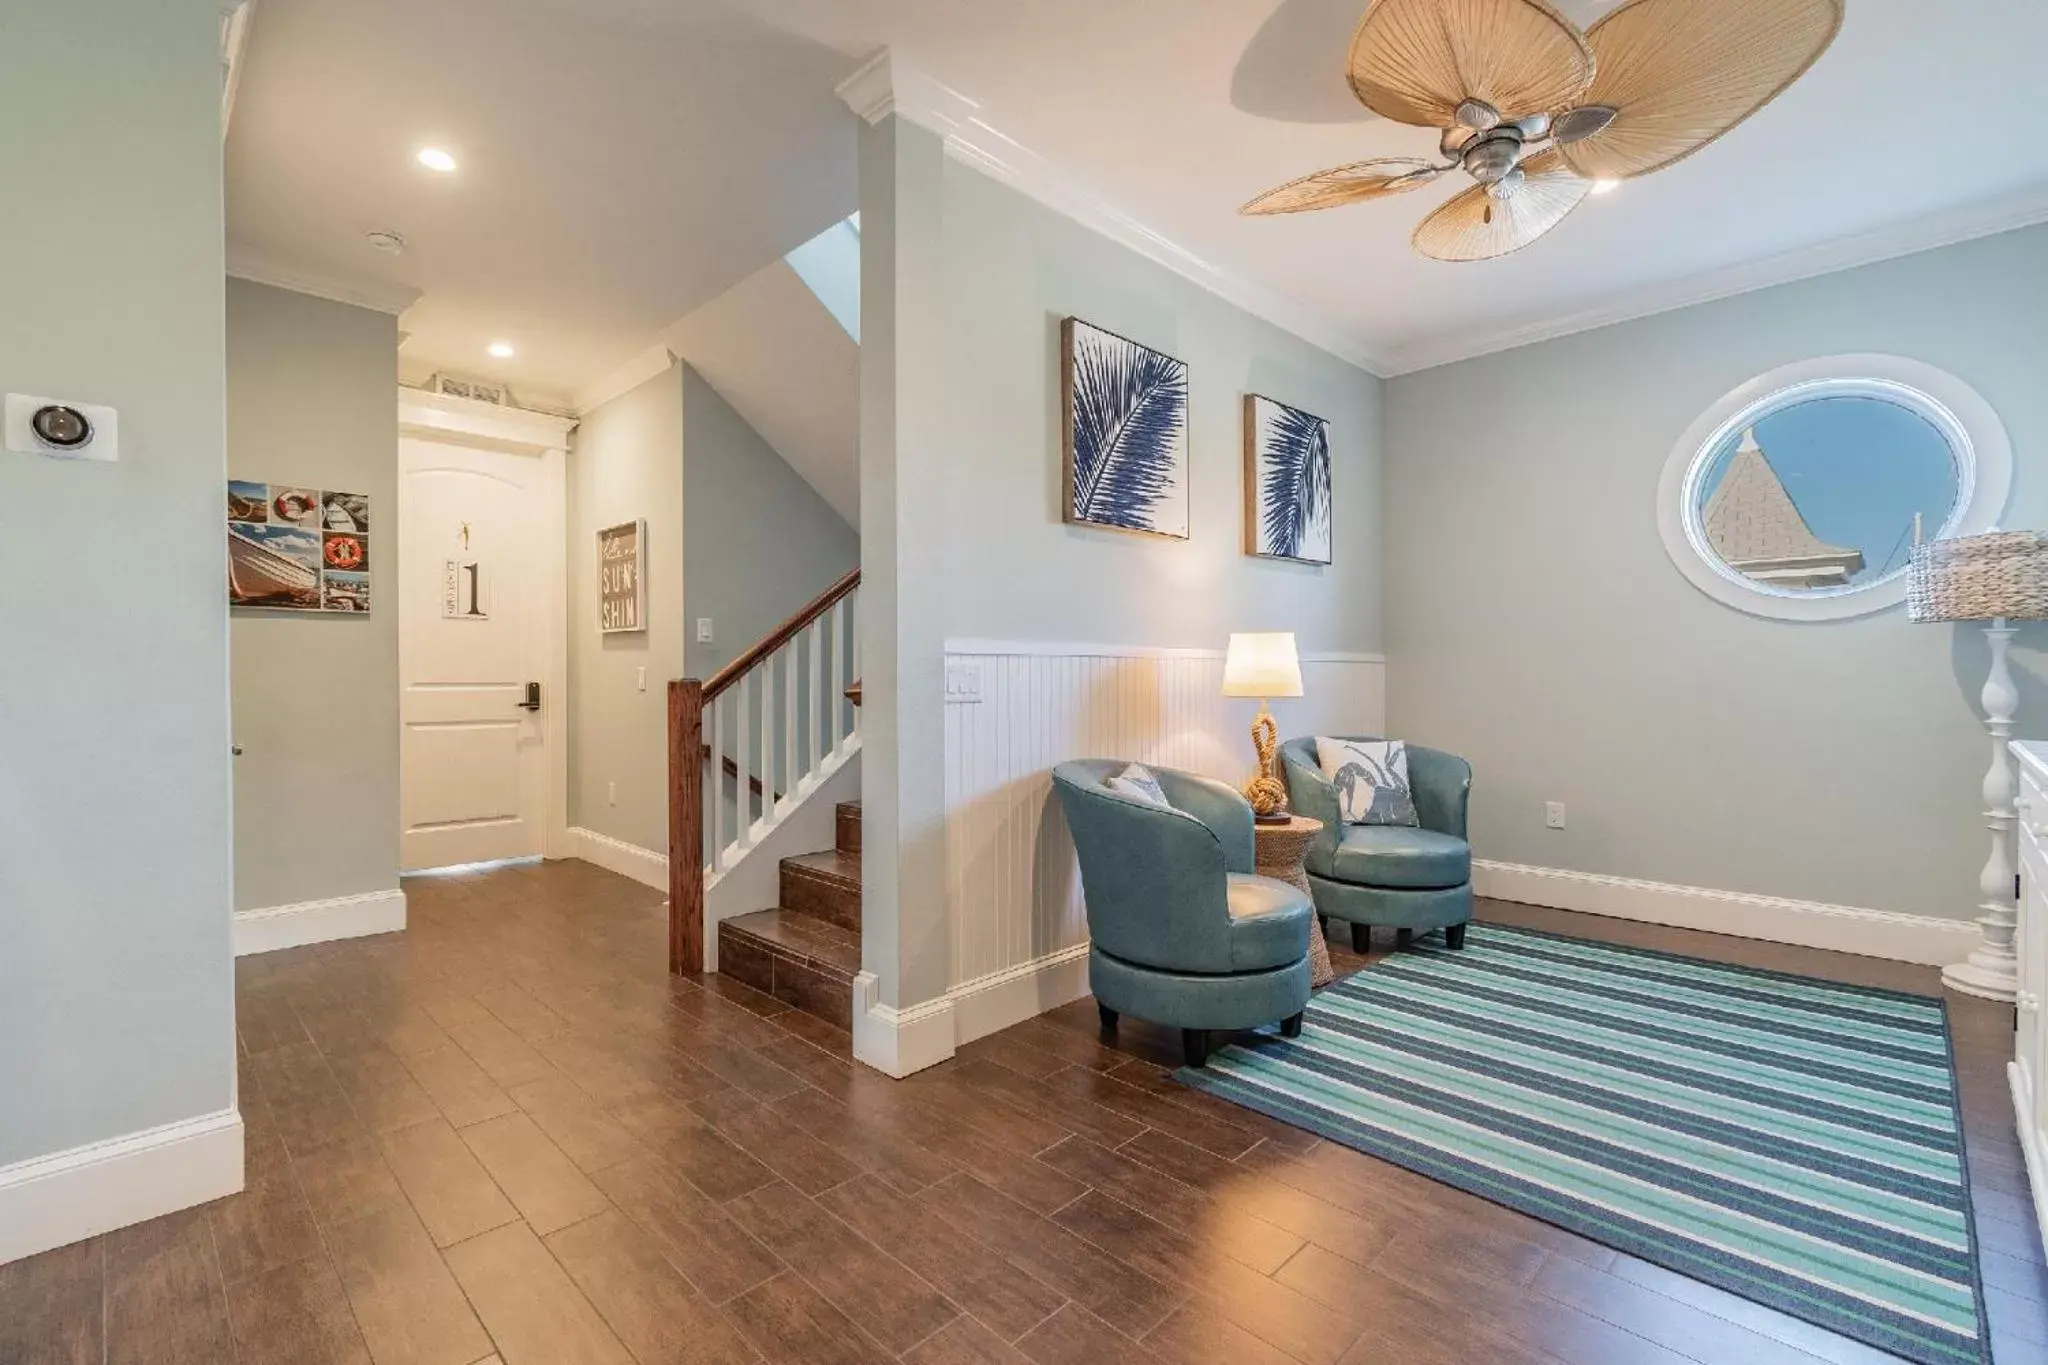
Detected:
left=1280, top=737, right=1474, bottom=951
left=1051, top=760, right=1313, bottom=1066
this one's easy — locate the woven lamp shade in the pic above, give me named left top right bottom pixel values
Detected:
left=1413, top=150, right=1589, bottom=261
left=1560, top=0, right=1844, bottom=182
left=1906, top=532, right=2048, bottom=623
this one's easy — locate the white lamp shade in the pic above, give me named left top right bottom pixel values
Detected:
left=1222, top=632, right=1303, bottom=698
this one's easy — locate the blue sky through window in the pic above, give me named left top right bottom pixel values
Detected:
left=1697, top=395, right=1958, bottom=582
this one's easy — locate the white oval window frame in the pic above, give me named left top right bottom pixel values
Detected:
left=1656, top=354, right=2012, bottom=622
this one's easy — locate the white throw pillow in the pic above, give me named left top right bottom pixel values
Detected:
left=1105, top=763, right=1174, bottom=809
left=1316, top=738, right=1419, bottom=827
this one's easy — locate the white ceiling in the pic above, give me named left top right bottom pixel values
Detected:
left=230, top=0, right=2048, bottom=395
left=737, top=0, right=2048, bottom=374
left=225, top=0, right=858, bottom=405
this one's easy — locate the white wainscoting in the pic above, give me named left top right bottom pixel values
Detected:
left=941, top=641, right=1385, bottom=1042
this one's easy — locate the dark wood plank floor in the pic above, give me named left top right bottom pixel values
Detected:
left=3, top=859, right=2043, bottom=1365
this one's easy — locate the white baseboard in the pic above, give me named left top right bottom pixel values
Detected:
left=1473, top=860, right=1980, bottom=966
left=0, top=1108, right=244, bottom=1265
left=570, top=827, right=668, bottom=891
left=2008, top=1062, right=2048, bottom=1264
left=949, top=943, right=1092, bottom=1047
left=852, top=970, right=957, bottom=1078
left=851, top=945, right=1093, bottom=1078
left=232, top=889, right=406, bottom=957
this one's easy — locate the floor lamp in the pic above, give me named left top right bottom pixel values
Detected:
left=1908, top=530, right=2048, bottom=1002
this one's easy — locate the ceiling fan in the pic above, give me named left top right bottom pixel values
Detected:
left=1241, top=0, right=1843, bottom=261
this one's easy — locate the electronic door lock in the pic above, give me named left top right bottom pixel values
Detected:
left=517, top=681, right=542, bottom=712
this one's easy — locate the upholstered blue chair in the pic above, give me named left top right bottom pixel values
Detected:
left=1051, top=760, right=1314, bottom=1067
left=1279, top=737, right=1474, bottom=951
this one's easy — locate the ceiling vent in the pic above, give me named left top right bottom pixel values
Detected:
left=426, top=373, right=512, bottom=407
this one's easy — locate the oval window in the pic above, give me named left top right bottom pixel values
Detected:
left=1657, top=357, right=2012, bottom=621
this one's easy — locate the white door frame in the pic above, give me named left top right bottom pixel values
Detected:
left=397, top=387, right=576, bottom=860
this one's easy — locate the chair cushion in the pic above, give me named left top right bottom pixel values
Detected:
left=1224, top=874, right=1313, bottom=971
left=1329, top=825, right=1470, bottom=890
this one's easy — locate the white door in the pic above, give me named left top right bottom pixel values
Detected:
left=399, top=437, right=551, bottom=871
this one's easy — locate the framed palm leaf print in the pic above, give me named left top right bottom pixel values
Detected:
left=1061, top=318, right=1189, bottom=539
left=1245, top=394, right=1332, bottom=564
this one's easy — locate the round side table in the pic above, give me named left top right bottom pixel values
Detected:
left=1253, top=814, right=1333, bottom=988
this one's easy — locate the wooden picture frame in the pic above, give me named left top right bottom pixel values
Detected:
left=1244, top=393, right=1332, bottom=565
left=1061, top=317, right=1190, bottom=540
left=597, top=519, right=647, bottom=633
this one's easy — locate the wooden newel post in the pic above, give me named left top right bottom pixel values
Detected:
left=668, top=678, right=704, bottom=976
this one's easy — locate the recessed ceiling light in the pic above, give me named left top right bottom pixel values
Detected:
left=1590, top=179, right=1620, bottom=196
left=364, top=230, right=407, bottom=255
left=416, top=147, right=458, bottom=173
left=487, top=341, right=516, bottom=359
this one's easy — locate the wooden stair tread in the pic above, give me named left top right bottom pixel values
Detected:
left=720, top=908, right=861, bottom=975
left=781, top=849, right=859, bottom=890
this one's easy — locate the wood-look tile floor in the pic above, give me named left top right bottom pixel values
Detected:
left=5, top=858, right=2045, bottom=1365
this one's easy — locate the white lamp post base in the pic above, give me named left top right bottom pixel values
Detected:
left=1942, top=620, right=2020, bottom=1004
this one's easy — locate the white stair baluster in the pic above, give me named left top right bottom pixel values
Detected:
left=734, top=676, right=751, bottom=850
left=759, top=660, right=772, bottom=831
left=808, top=619, right=823, bottom=783
left=709, top=691, right=725, bottom=872
left=783, top=643, right=798, bottom=804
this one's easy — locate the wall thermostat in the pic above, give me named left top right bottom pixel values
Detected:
left=5, top=393, right=119, bottom=462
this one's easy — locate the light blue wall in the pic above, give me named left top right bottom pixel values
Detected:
left=937, top=160, right=1384, bottom=651
left=228, top=280, right=401, bottom=912
left=0, top=2, right=234, bottom=1164
left=1385, top=225, right=2048, bottom=921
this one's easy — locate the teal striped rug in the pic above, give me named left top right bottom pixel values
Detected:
left=1178, top=922, right=1991, bottom=1365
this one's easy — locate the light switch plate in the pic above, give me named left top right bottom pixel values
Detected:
left=696, top=618, right=714, bottom=643
left=945, top=660, right=984, bottom=703
left=5, top=394, right=119, bottom=462
left=636, top=666, right=646, bottom=692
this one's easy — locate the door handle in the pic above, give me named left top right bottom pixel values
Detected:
left=518, top=681, right=541, bottom=712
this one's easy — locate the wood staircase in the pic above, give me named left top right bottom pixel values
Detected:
left=715, top=800, right=862, bottom=1024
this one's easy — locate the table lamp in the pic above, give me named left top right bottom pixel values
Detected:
left=1908, top=529, right=2048, bottom=1002
left=1223, top=632, right=1303, bottom=824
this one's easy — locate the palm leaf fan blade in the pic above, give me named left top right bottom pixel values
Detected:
left=1559, top=0, right=1843, bottom=181
left=1240, top=158, right=1442, bottom=216
left=1069, top=327, right=1187, bottom=533
left=1413, top=149, right=1589, bottom=261
left=1348, top=0, right=1595, bottom=127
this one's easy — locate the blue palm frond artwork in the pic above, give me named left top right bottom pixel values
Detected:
left=1062, top=318, right=1189, bottom=538
left=1246, top=394, right=1332, bottom=564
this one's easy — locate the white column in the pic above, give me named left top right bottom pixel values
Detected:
left=1944, top=619, right=2021, bottom=1001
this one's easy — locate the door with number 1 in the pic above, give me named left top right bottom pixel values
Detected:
left=399, top=436, right=551, bottom=871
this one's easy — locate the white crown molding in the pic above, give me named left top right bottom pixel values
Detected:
left=399, top=385, right=576, bottom=450
left=1384, top=184, right=2048, bottom=376
left=227, top=246, right=421, bottom=316
left=573, top=343, right=677, bottom=416
left=220, top=2, right=253, bottom=140
left=835, top=49, right=1393, bottom=378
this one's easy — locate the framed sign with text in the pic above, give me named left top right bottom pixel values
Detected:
left=597, top=519, right=646, bottom=634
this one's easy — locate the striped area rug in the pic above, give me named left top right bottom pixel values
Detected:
left=1178, top=922, right=1991, bottom=1365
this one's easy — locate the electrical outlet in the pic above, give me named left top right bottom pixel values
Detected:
left=635, top=666, right=646, bottom=692
left=608, top=781, right=618, bottom=807
left=696, top=618, right=714, bottom=643
left=1545, top=801, right=1566, bottom=830
left=944, top=660, right=984, bottom=703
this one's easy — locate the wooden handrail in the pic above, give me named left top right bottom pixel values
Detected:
left=703, top=567, right=859, bottom=701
